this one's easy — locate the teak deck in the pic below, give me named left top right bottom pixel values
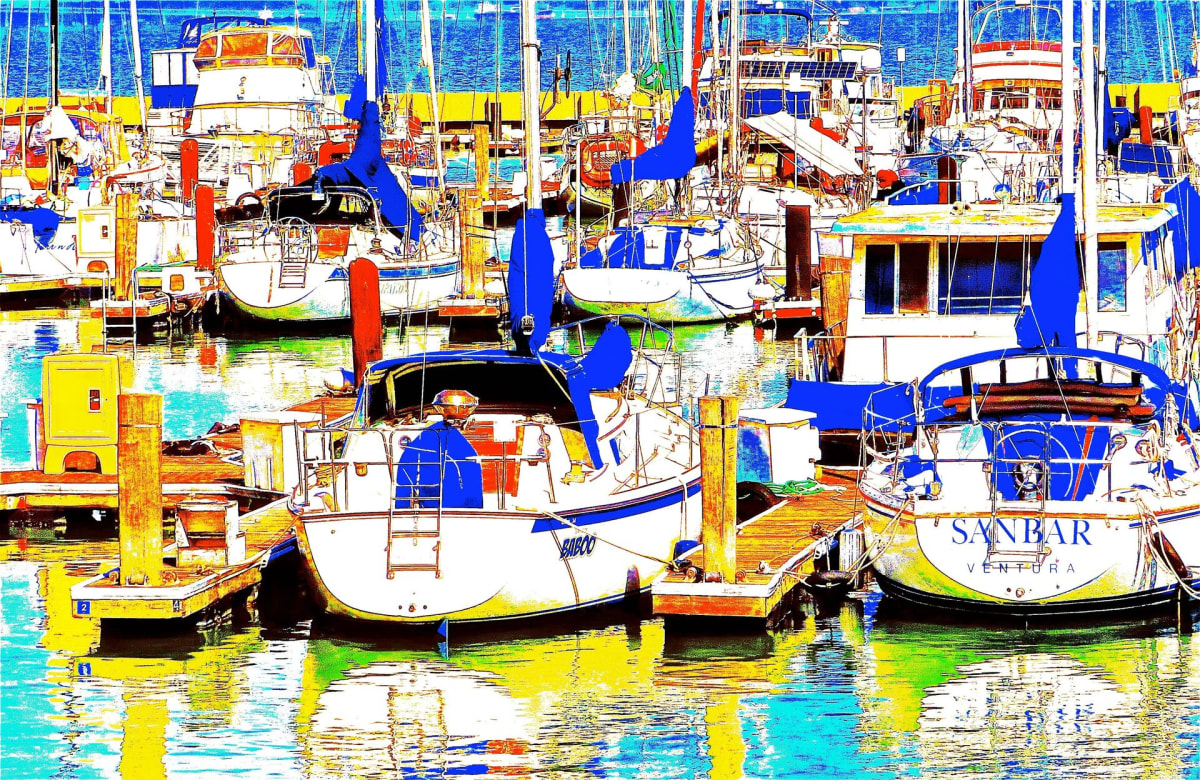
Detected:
left=652, top=472, right=861, bottom=622
left=69, top=498, right=296, bottom=622
left=0, top=395, right=356, bottom=511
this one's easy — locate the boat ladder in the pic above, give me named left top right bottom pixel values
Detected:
left=987, top=434, right=1050, bottom=565
left=275, top=218, right=316, bottom=289
left=385, top=465, right=444, bottom=578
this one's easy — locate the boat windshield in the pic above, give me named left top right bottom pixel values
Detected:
left=365, top=358, right=582, bottom=431
left=973, top=1, right=1062, bottom=46
left=263, top=187, right=378, bottom=229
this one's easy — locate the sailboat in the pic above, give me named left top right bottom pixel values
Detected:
left=0, top=0, right=191, bottom=282
left=214, top=1, right=459, bottom=324
left=288, top=0, right=701, bottom=625
left=858, top=195, right=1200, bottom=617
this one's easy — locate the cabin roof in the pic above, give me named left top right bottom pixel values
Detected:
left=830, top=202, right=1177, bottom=236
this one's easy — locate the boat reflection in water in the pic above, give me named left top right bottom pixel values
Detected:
left=6, top=538, right=1200, bottom=779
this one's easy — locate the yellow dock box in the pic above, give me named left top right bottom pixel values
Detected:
left=76, top=206, right=116, bottom=274
left=41, top=353, right=132, bottom=475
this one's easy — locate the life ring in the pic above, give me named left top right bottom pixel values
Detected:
left=655, top=124, right=669, bottom=144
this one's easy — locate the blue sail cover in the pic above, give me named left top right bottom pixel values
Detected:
left=343, top=75, right=367, bottom=122
left=1103, top=86, right=1133, bottom=156
left=507, top=208, right=555, bottom=354
left=611, top=88, right=697, bottom=185
left=1164, top=178, right=1200, bottom=277
left=394, top=421, right=484, bottom=509
left=0, top=206, right=61, bottom=249
left=316, top=101, right=424, bottom=236
left=1015, top=193, right=1079, bottom=348
left=565, top=322, right=634, bottom=467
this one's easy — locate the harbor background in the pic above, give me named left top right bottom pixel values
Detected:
left=6, top=0, right=1200, bottom=777
left=2, top=0, right=1200, bottom=97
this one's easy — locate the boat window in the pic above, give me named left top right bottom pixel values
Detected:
left=864, top=244, right=895, bottom=314
left=897, top=244, right=929, bottom=313
left=1035, top=87, right=1062, bottom=110
left=937, top=239, right=1031, bottom=315
left=864, top=243, right=929, bottom=315
left=1097, top=242, right=1127, bottom=312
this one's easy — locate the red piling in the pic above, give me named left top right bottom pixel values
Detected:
left=195, top=184, right=216, bottom=273
left=180, top=139, right=199, bottom=201
left=1139, top=105, right=1154, bottom=145
left=291, top=162, right=313, bottom=186
left=349, top=257, right=383, bottom=387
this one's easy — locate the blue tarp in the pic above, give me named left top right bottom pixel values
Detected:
left=1119, top=142, right=1177, bottom=178
left=394, top=421, right=484, bottom=509
left=578, top=225, right=693, bottom=270
left=612, top=88, right=696, bottom=185
left=0, top=206, right=61, bottom=250
left=1103, top=87, right=1133, bottom=156
left=1015, top=193, right=1079, bottom=349
left=315, top=100, right=424, bottom=236
left=742, top=90, right=813, bottom=118
left=785, top=379, right=916, bottom=432
left=507, top=208, right=555, bottom=354
left=1164, top=178, right=1200, bottom=277
left=566, top=322, right=634, bottom=467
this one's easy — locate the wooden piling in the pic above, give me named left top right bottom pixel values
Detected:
left=459, top=193, right=486, bottom=298
left=118, top=393, right=163, bottom=586
left=473, top=123, right=490, bottom=194
left=180, top=139, right=199, bottom=201
left=699, top=395, right=738, bottom=583
left=784, top=205, right=811, bottom=301
left=349, top=257, right=383, bottom=387
left=195, top=185, right=215, bottom=273
left=114, top=191, right=138, bottom=301
left=936, top=155, right=958, bottom=204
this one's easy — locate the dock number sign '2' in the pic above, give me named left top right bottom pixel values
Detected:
left=560, top=535, right=597, bottom=560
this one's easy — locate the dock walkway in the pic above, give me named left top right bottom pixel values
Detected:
left=653, top=471, right=861, bottom=622
left=69, top=498, right=296, bottom=622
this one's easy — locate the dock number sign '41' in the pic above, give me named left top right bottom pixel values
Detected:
left=560, top=534, right=597, bottom=560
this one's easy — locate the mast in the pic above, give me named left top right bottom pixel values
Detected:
left=648, top=0, right=661, bottom=77
left=128, top=0, right=149, bottom=134
left=955, top=0, right=967, bottom=119
left=1081, top=0, right=1097, bottom=344
left=1061, top=0, right=1075, bottom=197
left=711, top=0, right=720, bottom=187
left=622, top=0, right=633, bottom=75
left=419, top=0, right=446, bottom=194
left=48, top=0, right=59, bottom=194
left=101, top=0, right=112, bottom=115
left=683, top=0, right=693, bottom=92
left=1097, top=0, right=1107, bottom=146
left=691, top=0, right=705, bottom=94
left=520, top=0, right=542, bottom=209
left=729, top=0, right=740, bottom=179
left=963, top=0, right=973, bottom=120
left=365, top=0, right=378, bottom=102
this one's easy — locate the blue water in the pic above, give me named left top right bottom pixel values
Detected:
left=0, top=1, right=1198, bottom=100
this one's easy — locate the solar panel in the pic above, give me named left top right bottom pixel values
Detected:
left=740, top=60, right=859, bottom=80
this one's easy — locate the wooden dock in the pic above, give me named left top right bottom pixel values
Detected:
left=0, top=273, right=105, bottom=303
left=69, top=498, right=296, bottom=623
left=652, top=471, right=861, bottom=623
left=0, top=395, right=355, bottom=513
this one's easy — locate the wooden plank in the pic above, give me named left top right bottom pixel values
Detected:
left=653, top=474, right=859, bottom=621
left=118, top=394, right=163, bottom=586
